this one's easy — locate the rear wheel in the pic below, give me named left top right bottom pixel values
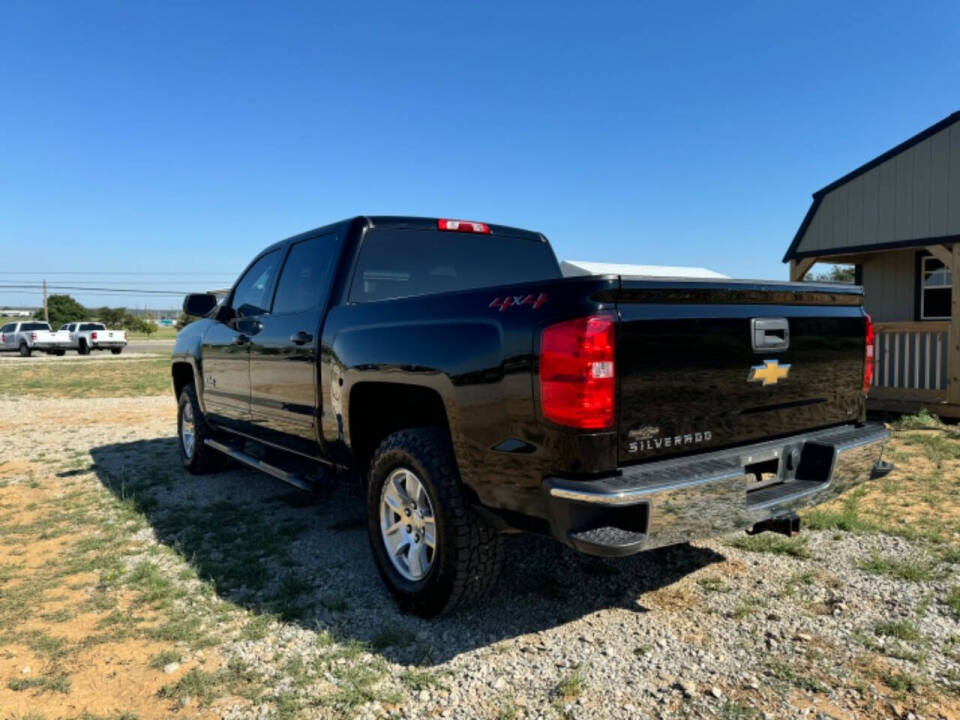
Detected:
left=366, top=427, right=502, bottom=617
left=178, top=384, right=227, bottom=474
left=18, top=343, right=30, bottom=358
left=77, top=340, right=90, bottom=355
left=53, top=350, right=65, bottom=356
left=111, top=348, right=123, bottom=355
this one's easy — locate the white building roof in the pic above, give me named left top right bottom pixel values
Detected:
left=560, top=260, right=729, bottom=280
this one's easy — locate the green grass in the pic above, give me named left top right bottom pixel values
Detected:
left=767, top=661, right=828, bottom=693
left=874, top=619, right=923, bottom=643
left=697, top=576, right=731, bottom=593
left=899, top=434, right=960, bottom=467
left=371, top=626, right=415, bottom=650
left=158, top=667, right=218, bottom=707
left=400, top=668, right=445, bottom=691
left=7, top=673, right=71, bottom=694
left=893, top=409, right=944, bottom=430
left=883, top=671, right=923, bottom=694
left=858, top=553, right=943, bottom=582
left=947, top=587, right=960, bottom=620
left=0, top=355, right=171, bottom=398
left=720, top=700, right=758, bottom=720
left=728, top=533, right=811, bottom=559
left=125, top=326, right=179, bottom=340
left=553, top=667, right=586, bottom=699
left=148, top=650, right=182, bottom=670
left=804, top=490, right=877, bottom=534
left=321, top=661, right=401, bottom=711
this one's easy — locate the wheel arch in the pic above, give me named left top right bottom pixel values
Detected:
left=347, top=381, right=455, bottom=479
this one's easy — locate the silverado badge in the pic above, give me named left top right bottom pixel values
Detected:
left=748, top=359, right=791, bottom=386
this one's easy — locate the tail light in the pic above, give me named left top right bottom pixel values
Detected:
left=437, top=218, right=490, bottom=234
left=123, top=331, right=127, bottom=340
left=539, top=314, right=616, bottom=429
left=92, top=331, right=98, bottom=341
left=0, top=334, right=4, bottom=343
left=30, top=332, right=37, bottom=341
left=863, top=313, right=875, bottom=394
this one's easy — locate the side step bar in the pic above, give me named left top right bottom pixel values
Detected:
left=204, top=439, right=316, bottom=492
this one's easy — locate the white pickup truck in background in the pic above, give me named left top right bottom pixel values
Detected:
left=59, top=322, right=127, bottom=355
left=0, top=321, right=71, bottom=357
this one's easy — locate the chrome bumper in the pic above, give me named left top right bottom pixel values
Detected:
left=543, top=423, right=889, bottom=557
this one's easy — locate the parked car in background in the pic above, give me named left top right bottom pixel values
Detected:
left=172, top=215, right=890, bottom=616
left=59, top=322, right=127, bottom=355
left=0, top=321, right=71, bottom=356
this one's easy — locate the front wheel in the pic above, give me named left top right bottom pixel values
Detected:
left=366, top=427, right=502, bottom=617
left=177, top=384, right=227, bottom=474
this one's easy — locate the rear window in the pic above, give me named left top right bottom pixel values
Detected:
left=21, top=322, right=49, bottom=331
left=80, top=323, right=105, bottom=331
left=349, top=229, right=561, bottom=303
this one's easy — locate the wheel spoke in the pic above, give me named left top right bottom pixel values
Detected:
left=383, top=520, right=404, bottom=537
left=386, top=532, right=408, bottom=558
left=422, top=519, right=436, bottom=549
left=382, top=482, right=404, bottom=512
left=407, top=543, right=425, bottom=578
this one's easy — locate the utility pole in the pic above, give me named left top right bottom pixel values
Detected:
left=43, top=279, right=49, bottom=324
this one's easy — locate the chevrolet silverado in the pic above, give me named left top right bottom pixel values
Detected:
left=171, top=216, right=890, bottom=616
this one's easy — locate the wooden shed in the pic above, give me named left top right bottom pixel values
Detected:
left=783, top=111, right=960, bottom=417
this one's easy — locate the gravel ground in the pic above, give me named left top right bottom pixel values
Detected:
left=1, top=395, right=958, bottom=719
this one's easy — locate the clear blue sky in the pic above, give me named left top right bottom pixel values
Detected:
left=1, top=0, right=958, bottom=309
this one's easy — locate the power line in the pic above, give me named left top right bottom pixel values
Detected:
left=0, top=284, right=198, bottom=296
left=0, top=271, right=238, bottom=276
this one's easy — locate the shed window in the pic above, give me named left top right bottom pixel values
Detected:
left=920, top=256, right=952, bottom=320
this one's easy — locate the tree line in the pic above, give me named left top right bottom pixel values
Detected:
left=34, top=294, right=196, bottom=333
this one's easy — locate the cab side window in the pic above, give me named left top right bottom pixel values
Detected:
left=0, top=324, right=13, bottom=333
left=272, top=235, right=338, bottom=315
left=231, top=250, right=282, bottom=318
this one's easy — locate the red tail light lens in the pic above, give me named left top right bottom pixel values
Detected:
left=437, top=218, right=490, bottom=234
left=863, top=313, right=875, bottom=394
left=91, top=331, right=98, bottom=341
left=540, top=314, right=616, bottom=429
left=30, top=332, right=37, bottom=341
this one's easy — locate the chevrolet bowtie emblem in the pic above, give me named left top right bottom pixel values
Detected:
left=748, top=359, right=791, bottom=386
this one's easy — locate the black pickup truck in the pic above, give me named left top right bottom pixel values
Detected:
left=172, top=216, right=890, bottom=616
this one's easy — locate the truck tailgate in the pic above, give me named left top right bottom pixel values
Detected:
left=35, top=331, right=71, bottom=346
left=615, top=280, right=866, bottom=465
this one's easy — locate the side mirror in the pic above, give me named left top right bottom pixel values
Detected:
left=183, top=293, right=219, bottom=318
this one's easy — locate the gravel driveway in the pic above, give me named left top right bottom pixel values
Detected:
left=1, top=395, right=958, bottom=720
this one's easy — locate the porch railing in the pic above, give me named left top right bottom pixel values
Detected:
left=872, top=321, right=950, bottom=399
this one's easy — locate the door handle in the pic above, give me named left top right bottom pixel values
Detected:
left=290, top=331, right=313, bottom=346
left=233, top=334, right=250, bottom=346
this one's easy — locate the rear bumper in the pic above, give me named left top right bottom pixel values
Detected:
left=543, top=423, right=890, bottom=557
left=91, top=341, right=126, bottom=348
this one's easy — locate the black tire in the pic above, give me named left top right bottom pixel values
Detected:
left=77, top=340, right=90, bottom=356
left=366, top=427, right=502, bottom=617
left=54, top=350, right=65, bottom=356
left=177, top=383, right=227, bottom=474
left=111, top=348, right=123, bottom=355
left=18, top=343, right=30, bottom=358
